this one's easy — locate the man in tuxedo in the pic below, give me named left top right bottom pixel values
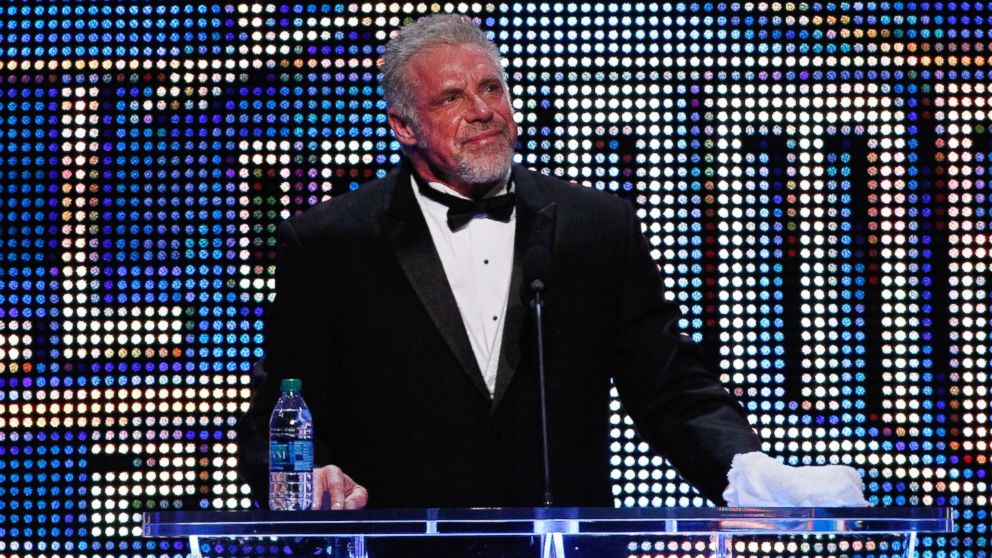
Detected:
left=236, top=14, right=763, bottom=513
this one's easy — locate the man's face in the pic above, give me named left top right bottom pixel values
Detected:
left=387, top=43, right=517, bottom=198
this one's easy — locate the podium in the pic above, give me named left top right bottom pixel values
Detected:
left=143, top=506, right=952, bottom=558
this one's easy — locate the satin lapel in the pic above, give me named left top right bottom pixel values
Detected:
left=492, top=166, right=557, bottom=410
left=378, top=166, right=490, bottom=400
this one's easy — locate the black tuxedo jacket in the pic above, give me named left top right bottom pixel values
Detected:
left=237, top=162, right=762, bottom=508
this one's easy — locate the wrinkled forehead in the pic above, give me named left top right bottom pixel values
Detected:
left=404, top=43, right=506, bottom=92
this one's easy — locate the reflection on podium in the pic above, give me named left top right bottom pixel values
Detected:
left=143, top=506, right=952, bottom=558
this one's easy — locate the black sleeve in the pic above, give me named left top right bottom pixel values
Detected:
left=610, top=203, right=763, bottom=504
left=235, top=219, right=336, bottom=508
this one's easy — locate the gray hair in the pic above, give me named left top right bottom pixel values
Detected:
left=381, top=14, right=505, bottom=123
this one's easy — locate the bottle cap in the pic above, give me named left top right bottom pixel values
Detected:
left=280, top=378, right=302, bottom=392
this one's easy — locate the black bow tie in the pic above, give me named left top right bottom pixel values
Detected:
left=417, top=182, right=516, bottom=231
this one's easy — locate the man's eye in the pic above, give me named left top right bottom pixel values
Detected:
left=442, top=95, right=459, bottom=104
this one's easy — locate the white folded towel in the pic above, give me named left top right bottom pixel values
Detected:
left=723, top=451, right=869, bottom=507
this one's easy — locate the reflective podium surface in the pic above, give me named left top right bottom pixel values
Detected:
left=143, top=506, right=953, bottom=558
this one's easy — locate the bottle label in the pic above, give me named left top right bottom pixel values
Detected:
left=269, top=440, right=314, bottom=472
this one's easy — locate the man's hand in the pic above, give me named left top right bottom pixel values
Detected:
left=312, top=464, right=369, bottom=510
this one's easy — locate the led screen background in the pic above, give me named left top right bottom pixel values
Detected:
left=0, top=1, right=988, bottom=557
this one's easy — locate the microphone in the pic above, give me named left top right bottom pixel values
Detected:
left=524, top=245, right=554, bottom=506
left=523, top=245, right=551, bottom=294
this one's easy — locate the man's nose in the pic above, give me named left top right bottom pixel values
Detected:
left=465, top=92, right=493, bottom=121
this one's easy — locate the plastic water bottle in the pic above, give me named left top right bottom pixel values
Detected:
left=268, top=378, right=314, bottom=510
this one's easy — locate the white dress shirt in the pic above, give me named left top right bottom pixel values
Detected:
left=411, top=176, right=516, bottom=397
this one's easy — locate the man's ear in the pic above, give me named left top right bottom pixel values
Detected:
left=387, top=109, right=418, bottom=147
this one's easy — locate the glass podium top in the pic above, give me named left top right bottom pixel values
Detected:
left=143, top=506, right=952, bottom=538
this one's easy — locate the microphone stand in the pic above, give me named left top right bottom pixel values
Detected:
left=531, top=279, right=554, bottom=506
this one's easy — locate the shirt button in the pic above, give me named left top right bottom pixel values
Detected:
left=484, top=259, right=489, bottom=264
left=492, top=316, right=498, bottom=321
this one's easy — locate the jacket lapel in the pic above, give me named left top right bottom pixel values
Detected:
left=378, top=164, right=490, bottom=400
left=491, top=165, right=557, bottom=410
